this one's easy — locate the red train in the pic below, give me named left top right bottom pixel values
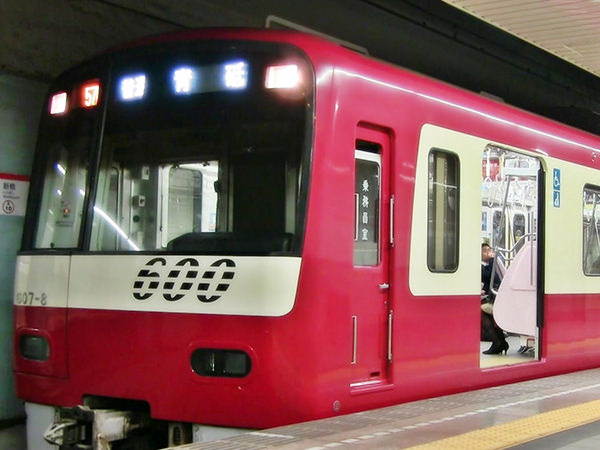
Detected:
left=14, top=28, right=600, bottom=448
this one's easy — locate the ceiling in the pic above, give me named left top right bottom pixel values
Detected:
left=1, top=0, right=599, bottom=133
left=442, top=0, right=600, bottom=78
left=3, top=0, right=598, bottom=83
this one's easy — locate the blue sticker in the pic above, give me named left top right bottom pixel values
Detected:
left=553, top=168, right=561, bottom=191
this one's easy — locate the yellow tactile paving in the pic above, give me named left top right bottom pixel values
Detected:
left=406, top=398, right=600, bottom=450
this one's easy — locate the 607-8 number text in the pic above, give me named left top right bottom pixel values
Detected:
left=15, top=292, right=47, bottom=306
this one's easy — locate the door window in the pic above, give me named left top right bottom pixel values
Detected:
left=354, top=148, right=381, bottom=266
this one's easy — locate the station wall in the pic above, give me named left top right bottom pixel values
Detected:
left=0, top=74, right=46, bottom=421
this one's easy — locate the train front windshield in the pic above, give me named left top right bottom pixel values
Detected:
left=26, top=41, right=313, bottom=255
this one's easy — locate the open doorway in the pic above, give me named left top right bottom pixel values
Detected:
left=480, top=145, right=542, bottom=368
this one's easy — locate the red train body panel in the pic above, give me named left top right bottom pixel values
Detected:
left=13, top=28, right=600, bottom=446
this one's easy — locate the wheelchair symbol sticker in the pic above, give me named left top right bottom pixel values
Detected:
left=552, top=168, right=561, bottom=208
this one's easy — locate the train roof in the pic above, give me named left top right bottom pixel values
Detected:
left=99, top=27, right=600, bottom=167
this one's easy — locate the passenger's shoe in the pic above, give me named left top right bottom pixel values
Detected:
left=482, top=342, right=509, bottom=355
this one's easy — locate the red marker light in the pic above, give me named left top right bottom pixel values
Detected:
left=50, top=92, right=68, bottom=115
left=81, top=80, right=100, bottom=108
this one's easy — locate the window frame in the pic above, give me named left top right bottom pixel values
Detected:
left=427, top=148, right=460, bottom=273
left=583, top=184, right=600, bottom=276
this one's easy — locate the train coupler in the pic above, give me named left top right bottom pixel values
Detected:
left=43, top=405, right=149, bottom=449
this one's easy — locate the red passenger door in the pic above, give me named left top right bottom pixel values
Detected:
left=350, top=125, right=392, bottom=389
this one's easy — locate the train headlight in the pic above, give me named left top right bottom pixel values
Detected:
left=265, top=64, right=299, bottom=89
left=20, top=335, right=50, bottom=361
left=50, top=92, right=68, bottom=115
left=191, top=349, right=251, bottom=377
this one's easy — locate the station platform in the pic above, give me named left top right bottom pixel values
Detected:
left=169, top=367, right=600, bottom=450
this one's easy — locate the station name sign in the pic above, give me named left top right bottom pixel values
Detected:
left=1, top=173, right=29, bottom=216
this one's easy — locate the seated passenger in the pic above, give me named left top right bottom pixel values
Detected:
left=481, top=243, right=509, bottom=355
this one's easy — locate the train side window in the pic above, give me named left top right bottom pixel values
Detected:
left=427, top=149, right=459, bottom=272
left=513, top=212, right=526, bottom=252
left=354, top=146, right=381, bottom=266
left=492, top=210, right=504, bottom=249
left=583, top=184, right=600, bottom=275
